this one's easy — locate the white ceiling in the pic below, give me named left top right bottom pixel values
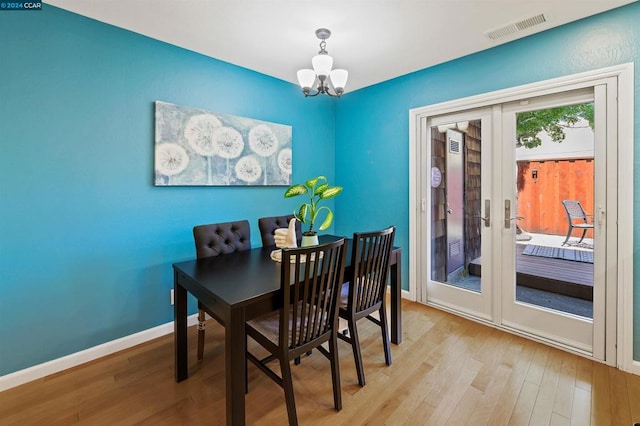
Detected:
left=45, top=0, right=636, bottom=92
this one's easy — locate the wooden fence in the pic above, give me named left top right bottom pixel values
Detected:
left=517, top=159, right=594, bottom=237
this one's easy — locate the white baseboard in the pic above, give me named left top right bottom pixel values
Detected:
left=1, top=290, right=413, bottom=392
left=627, top=359, right=640, bottom=376
left=401, top=289, right=412, bottom=300
left=0, top=314, right=199, bottom=392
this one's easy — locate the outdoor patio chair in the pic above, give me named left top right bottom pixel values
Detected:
left=561, top=200, right=594, bottom=246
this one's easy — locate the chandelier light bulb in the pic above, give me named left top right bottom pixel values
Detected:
left=329, top=69, right=348, bottom=91
left=312, top=54, right=333, bottom=78
left=297, top=69, right=316, bottom=90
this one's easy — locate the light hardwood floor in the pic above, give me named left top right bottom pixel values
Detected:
left=1, top=301, right=639, bottom=425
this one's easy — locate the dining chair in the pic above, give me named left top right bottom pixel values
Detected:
left=192, top=220, right=251, bottom=361
left=259, top=214, right=313, bottom=364
left=246, top=239, right=347, bottom=426
left=258, top=214, right=301, bottom=247
left=338, top=226, right=396, bottom=386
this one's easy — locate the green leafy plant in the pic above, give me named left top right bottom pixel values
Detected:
left=284, top=175, right=343, bottom=235
left=516, top=103, right=594, bottom=148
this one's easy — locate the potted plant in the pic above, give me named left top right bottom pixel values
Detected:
left=284, top=175, right=343, bottom=246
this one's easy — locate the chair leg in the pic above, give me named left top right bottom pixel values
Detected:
left=294, top=350, right=312, bottom=365
left=562, top=225, right=573, bottom=246
left=197, top=308, right=206, bottom=361
left=328, top=332, right=342, bottom=411
left=578, top=228, right=587, bottom=243
left=347, top=319, right=366, bottom=387
left=378, top=306, right=392, bottom=366
left=245, top=334, right=249, bottom=394
left=280, top=358, right=298, bottom=426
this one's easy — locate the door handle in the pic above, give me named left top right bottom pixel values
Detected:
left=505, top=217, right=524, bottom=228
left=474, top=199, right=490, bottom=227
left=503, top=200, right=524, bottom=228
left=474, top=215, right=490, bottom=226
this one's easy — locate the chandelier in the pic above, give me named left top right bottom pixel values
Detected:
left=296, top=28, right=349, bottom=97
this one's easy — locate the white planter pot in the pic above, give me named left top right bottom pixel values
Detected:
left=301, top=234, right=319, bottom=247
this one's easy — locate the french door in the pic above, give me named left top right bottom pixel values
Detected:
left=414, top=78, right=619, bottom=360
left=499, top=88, right=609, bottom=358
left=422, top=107, right=495, bottom=322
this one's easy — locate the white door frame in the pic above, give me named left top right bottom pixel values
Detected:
left=408, top=63, right=635, bottom=373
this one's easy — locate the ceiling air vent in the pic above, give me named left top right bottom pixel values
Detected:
left=486, top=13, right=547, bottom=41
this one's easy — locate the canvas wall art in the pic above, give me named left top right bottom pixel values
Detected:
left=154, top=101, right=292, bottom=186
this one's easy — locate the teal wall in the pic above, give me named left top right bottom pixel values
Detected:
left=1, top=3, right=638, bottom=376
left=0, top=6, right=336, bottom=375
left=333, top=3, right=640, bottom=360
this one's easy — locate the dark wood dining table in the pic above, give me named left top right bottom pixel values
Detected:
left=173, top=235, right=402, bottom=425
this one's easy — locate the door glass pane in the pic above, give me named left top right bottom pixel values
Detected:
left=514, top=103, right=594, bottom=318
left=430, top=120, right=482, bottom=292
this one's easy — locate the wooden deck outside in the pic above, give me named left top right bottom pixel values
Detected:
left=469, top=244, right=594, bottom=300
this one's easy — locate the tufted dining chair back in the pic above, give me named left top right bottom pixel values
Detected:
left=192, top=220, right=251, bottom=360
left=193, top=220, right=252, bottom=257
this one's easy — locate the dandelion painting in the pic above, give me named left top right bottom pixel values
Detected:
left=154, top=101, right=293, bottom=186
